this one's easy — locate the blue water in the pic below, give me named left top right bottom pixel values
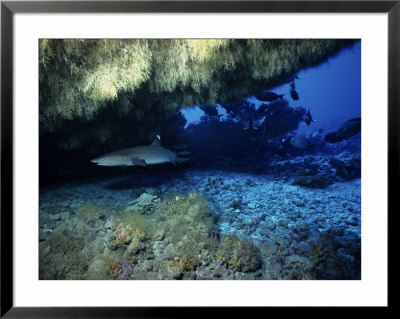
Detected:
left=39, top=41, right=361, bottom=280
left=273, top=40, right=361, bottom=134
left=182, top=40, right=361, bottom=135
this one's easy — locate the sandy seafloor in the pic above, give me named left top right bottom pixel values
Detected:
left=39, top=152, right=361, bottom=280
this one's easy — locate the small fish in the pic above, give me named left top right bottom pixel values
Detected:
left=289, top=81, right=299, bottom=101
left=39, top=238, right=46, bottom=242
left=255, top=91, right=285, bottom=102
left=304, top=108, right=315, bottom=126
left=290, top=88, right=299, bottom=100
left=290, top=88, right=299, bottom=101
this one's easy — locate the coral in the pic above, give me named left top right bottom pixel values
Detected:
left=121, top=260, right=133, bottom=278
left=119, top=211, right=149, bottom=235
left=215, top=236, right=262, bottom=273
left=39, top=229, right=88, bottom=280
left=86, top=257, right=108, bottom=280
left=111, top=223, right=145, bottom=250
left=78, top=202, right=107, bottom=221
left=40, top=181, right=360, bottom=280
left=105, top=261, right=122, bottom=279
left=163, top=256, right=197, bottom=273
left=329, top=157, right=361, bottom=180
left=124, top=193, right=161, bottom=214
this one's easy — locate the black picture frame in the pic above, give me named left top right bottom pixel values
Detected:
left=1, top=1, right=395, bottom=317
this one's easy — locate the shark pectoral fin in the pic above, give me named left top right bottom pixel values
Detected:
left=130, top=158, right=147, bottom=166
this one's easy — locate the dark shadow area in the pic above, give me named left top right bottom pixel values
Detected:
left=103, top=170, right=186, bottom=190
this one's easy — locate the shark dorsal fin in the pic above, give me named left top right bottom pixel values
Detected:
left=151, top=135, right=161, bottom=146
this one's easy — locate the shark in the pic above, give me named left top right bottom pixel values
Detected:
left=90, top=135, right=178, bottom=167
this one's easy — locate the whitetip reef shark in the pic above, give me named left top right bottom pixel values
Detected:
left=91, top=135, right=178, bottom=167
